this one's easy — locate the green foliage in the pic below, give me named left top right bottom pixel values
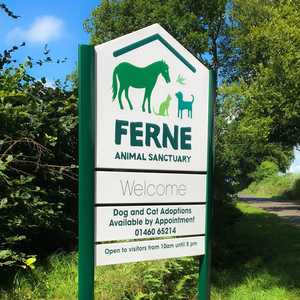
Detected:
left=0, top=254, right=198, bottom=300
left=84, top=0, right=297, bottom=193
left=284, top=177, right=300, bottom=201
left=241, top=173, right=300, bottom=202
left=230, top=0, right=300, bottom=147
left=2, top=203, right=300, bottom=299
left=128, top=257, right=198, bottom=300
left=215, top=83, right=293, bottom=191
left=0, top=53, right=77, bottom=269
left=212, top=202, right=300, bottom=300
left=0, top=253, right=78, bottom=300
left=84, top=0, right=229, bottom=71
left=214, top=0, right=299, bottom=192
left=251, top=160, right=279, bottom=182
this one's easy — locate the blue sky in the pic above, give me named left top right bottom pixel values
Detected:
left=289, top=149, right=300, bottom=174
left=1, top=1, right=299, bottom=172
left=0, top=0, right=99, bottom=83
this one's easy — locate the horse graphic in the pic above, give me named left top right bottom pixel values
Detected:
left=112, top=60, right=171, bottom=113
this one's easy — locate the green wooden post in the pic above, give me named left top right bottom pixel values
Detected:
left=198, top=69, right=216, bottom=300
left=78, top=44, right=95, bottom=300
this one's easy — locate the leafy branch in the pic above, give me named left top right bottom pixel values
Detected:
left=0, top=3, right=20, bottom=19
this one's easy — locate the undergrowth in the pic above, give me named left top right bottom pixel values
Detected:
left=1, top=203, right=300, bottom=300
left=241, top=173, right=300, bottom=201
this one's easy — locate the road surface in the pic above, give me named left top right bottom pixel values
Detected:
left=239, top=195, right=300, bottom=227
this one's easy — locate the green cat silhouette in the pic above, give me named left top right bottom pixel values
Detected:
left=153, top=94, right=172, bottom=117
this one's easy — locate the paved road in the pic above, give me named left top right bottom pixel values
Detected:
left=239, top=195, right=300, bottom=227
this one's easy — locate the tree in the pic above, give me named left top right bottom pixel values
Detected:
left=0, top=6, right=77, bottom=269
left=229, top=0, right=300, bottom=147
left=84, top=0, right=229, bottom=78
left=216, top=82, right=293, bottom=190
left=0, top=55, right=78, bottom=269
left=84, top=0, right=295, bottom=192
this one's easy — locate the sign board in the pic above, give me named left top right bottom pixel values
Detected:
left=95, top=25, right=209, bottom=171
left=94, top=24, right=210, bottom=265
left=78, top=23, right=215, bottom=300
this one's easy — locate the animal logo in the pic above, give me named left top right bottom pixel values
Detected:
left=112, top=60, right=171, bottom=113
left=153, top=94, right=172, bottom=117
left=175, top=91, right=195, bottom=119
left=176, top=74, right=186, bottom=85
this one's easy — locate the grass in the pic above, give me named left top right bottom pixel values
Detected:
left=241, top=173, right=300, bottom=201
left=211, top=203, right=300, bottom=300
left=0, top=255, right=197, bottom=299
left=0, top=254, right=78, bottom=300
left=1, top=203, right=300, bottom=299
left=0, top=254, right=167, bottom=300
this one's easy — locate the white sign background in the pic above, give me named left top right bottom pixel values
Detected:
left=95, top=204, right=206, bottom=242
left=96, top=236, right=205, bottom=266
left=95, top=24, right=209, bottom=172
left=93, top=24, right=210, bottom=265
left=96, top=172, right=206, bottom=204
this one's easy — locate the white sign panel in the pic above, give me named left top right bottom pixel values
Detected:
left=94, top=24, right=210, bottom=265
left=96, top=172, right=206, bottom=204
left=95, top=24, right=209, bottom=172
left=95, top=204, right=205, bottom=242
left=96, top=236, right=205, bottom=266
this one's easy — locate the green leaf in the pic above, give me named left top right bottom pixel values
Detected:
left=6, top=155, right=13, bottom=163
left=24, top=257, right=36, bottom=269
left=0, top=250, right=13, bottom=260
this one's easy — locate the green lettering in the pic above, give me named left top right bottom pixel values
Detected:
left=130, top=122, right=143, bottom=146
left=145, top=123, right=161, bottom=148
left=162, top=123, right=178, bottom=149
left=115, top=120, right=128, bottom=145
left=180, top=127, right=191, bottom=149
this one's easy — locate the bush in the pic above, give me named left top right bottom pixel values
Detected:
left=251, top=161, right=279, bottom=182
left=283, top=178, right=300, bottom=201
left=0, top=55, right=77, bottom=270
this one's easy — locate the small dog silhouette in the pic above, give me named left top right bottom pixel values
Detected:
left=175, top=91, right=195, bottom=119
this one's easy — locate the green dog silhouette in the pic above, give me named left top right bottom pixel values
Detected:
left=175, top=91, right=195, bottom=119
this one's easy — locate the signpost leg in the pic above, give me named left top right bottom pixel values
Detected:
left=78, top=44, right=95, bottom=300
left=198, top=69, right=216, bottom=300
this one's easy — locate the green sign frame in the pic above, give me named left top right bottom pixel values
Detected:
left=78, top=45, right=95, bottom=300
left=78, top=44, right=215, bottom=300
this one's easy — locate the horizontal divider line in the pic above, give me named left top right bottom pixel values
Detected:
left=95, top=167, right=207, bottom=175
left=94, top=234, right=206, bottom=245
left=95, top=202, right=206, bottom=207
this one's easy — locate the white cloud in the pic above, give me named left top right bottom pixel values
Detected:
left=7, top=16, right=64, bottom=44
